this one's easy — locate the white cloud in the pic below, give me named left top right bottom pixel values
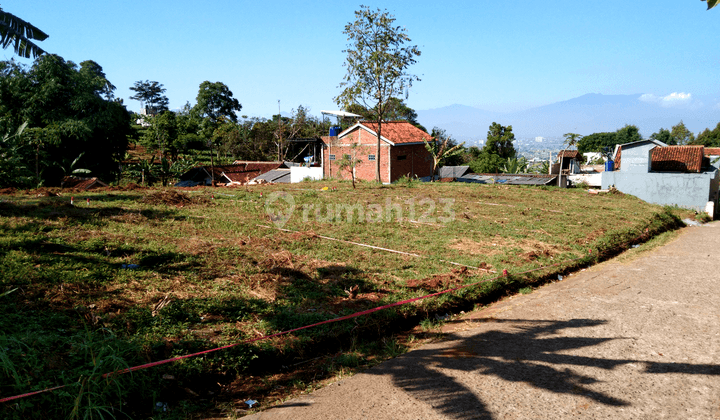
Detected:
left=639, top=92, right=693, bottom=108
left=639, top=93, right=659, bottom=103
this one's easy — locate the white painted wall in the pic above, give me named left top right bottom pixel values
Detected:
left=291, top=167, right=323, bottom=183
left=569, top=173, right=602, bottom=187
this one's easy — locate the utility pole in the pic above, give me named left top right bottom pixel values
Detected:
left=277, top=100, right=282, bottom=162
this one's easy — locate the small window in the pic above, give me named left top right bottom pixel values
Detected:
left=343, top=154, right=351, bottom=160
left=397, top=155, right=407, bottom=161
left=329, top=154, right=336, bottom=160
left=368, top=154, right=376, bottom=161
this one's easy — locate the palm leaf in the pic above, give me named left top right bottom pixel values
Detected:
left=0, top=7, right=49, bottom=58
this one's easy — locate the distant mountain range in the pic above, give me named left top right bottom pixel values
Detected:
left=416, top=93, right=720, bottom=142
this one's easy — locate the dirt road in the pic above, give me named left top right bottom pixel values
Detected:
left=246, top=223, right=720, bottom=419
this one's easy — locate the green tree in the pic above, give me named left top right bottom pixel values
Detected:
left=379, top=97, right=426, bottom=131
left=335, top=6, right=421, bottom=182
left=670, top=120, right=695, bottom=145
left=423, top=128, right=464, bottom=181
left=176, top=101, right=204, bottom=149
left=129, top=80, right=169, bottom=113
left=466, top=123, right=516, bottom=174
left=692, top=122, right=720, bottom=147
left=500, top=156, right=529, bottom=174
left=483, top=122, right=516, bottom=159
left=343, top=98, right=426, bottom=131
left=559, top=133, right=583, bottom=176
left=0, top=121, right=34, bottom=187
left=0, top=6, right=48, bottom=59
left=577, top=132, right=616, bottom=154
left=650, top=128, right=674, bottom=145
left=192, top=81, right=242, bottom=183
left=563, top=133, right=582, bottom=149
left=141, top=110, right=180, bottom=158
left=192, top=81, right=242, bottom=126
left=615, top=124, right=642, bottom=144
left=337, top=142, right=363, bottom=189
left=0, top=55, right=130, bottom=186
left=468, top=152, right=504, bottom=174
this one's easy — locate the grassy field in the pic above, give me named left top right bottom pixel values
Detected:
left=0, top=179, right=690, bottom=418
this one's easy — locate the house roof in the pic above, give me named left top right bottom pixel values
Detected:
left=252, top=169, right=291, bottom=183
left=438, top=166, right=471, bottom=179
left=612, top=139, right=670, bottom=171
left=613, top=147, right=622, bottom=171
left=704, top=147, right=720, bottom=156
left=651, top=145, right=705, bottom=173
left=557, top=150, right=584, bottom=161
left=338, top=121, right=431, bottom=146
left=456, top=173, right=557, bottom=186
left=61, top=176, right=108, bottom=190
left=181, top=162, right=285, bottom=184
left=614, top=145, right=707, bottom=172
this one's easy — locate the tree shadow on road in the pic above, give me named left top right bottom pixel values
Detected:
left=365, top=318, right=719, bottom=419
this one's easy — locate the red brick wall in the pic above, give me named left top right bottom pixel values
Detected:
left=322, top=129, right=433, bottom=183
left=389, top=144, right=433, bottom=182
left=323, top=131, right=391, bottom=183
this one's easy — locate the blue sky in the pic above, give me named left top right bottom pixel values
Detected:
left=5, top=1, right=720, bottom=119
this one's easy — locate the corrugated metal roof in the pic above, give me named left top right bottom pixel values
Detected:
left=457, top=174, right=557, bottom=186
left=438, top=166, right=471, bottom=178
left=252, top=169, right=291, bottom=183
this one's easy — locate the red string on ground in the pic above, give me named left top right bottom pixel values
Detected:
left=0, top=251, right=593, bottom=404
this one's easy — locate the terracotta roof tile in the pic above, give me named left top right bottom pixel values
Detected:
left=557, top=150, right=584, bottom=161
left=651, top=146, right=704, bottom=173
left=704, top=147, right=720, bottom=156
left=358, top=121, right=431, bottom=144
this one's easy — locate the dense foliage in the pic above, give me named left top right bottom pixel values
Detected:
left=0, top=55, right=131, bottom=187
left=692, top=122, right=720, bottom=147
left=577, top=125, right=642, bottom=155
left=467, top=122, right=517, bottom=173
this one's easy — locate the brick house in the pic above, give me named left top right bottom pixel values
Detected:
left=321, top=121, right=434, bottom=183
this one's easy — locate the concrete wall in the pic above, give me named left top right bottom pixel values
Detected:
left=601, top=169, right=720, bottom=211
left=621, top=143, right=654, bottom=173
left=290, top=167, right=323, bottom=183
left=569, top=173, right=602, bottom=187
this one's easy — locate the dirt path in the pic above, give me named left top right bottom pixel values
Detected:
left=245, top=223, right=720, bottom=419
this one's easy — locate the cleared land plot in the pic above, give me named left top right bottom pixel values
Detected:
left=0, top=181, right=687, bottom=418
